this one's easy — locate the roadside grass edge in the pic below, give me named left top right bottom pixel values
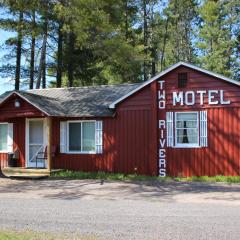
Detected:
left=50, top=170, right=240, bottom=183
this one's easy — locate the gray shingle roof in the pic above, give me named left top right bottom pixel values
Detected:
left=0, top=91, right=11, bottom=101
left=0, top=83, right=142, bottom=117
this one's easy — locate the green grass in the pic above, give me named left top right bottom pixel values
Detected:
left=50, top=170, right=240, bottom=183
left=51, top=170, right=164, bottom=181
left=0, top=230, right=55, bottom=240
left=175, top=175, right=240, bottom=183
left=0, top=230, right=97, bottom=240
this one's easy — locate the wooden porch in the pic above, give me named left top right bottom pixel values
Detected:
left=1, top=167, right=61, bottom=179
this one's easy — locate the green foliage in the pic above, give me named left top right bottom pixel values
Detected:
left=0, top=0, right=239, bottom=89
left=163, top=0, right=199, bottom=65
left=197, top=0, right=240, bottom=77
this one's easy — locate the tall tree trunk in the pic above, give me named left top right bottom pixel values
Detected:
left=143, top=0, right=148, bottom=81
left=151, top=48, right=156, bottom=77
left=42, top=57, right=46, bottom=88
left=29, top=10, right=36, bottom=89
left=124, top=0, right=129, bottom=40
left=36, top=15, right=48, bottom=89
left=15, top=10, right=23, bottom=90
left=67, top=31, right=74, bottom=87
left=160, top=18, right=169, bottom=71
left=150, top=3, right=155, bottom=77
left=56, top=22, right=63, bottom=88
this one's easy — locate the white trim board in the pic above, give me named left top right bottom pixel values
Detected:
left=109, top=61, right=240, bottom=109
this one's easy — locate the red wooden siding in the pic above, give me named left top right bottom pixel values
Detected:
left=0, top=118, right=25, bottom=168
left=162, top=66, right=240, bottom=176
left=165, top=66, right=240, bottom=109
left=0, top=153, right=8, bottom=168
left=52, top=87, right=156, bottom=175
left=0, top=95, right=44, bottom=168
left=0, top=94, right=44, bottom=120
left=166, top=107, right=240, bottom=177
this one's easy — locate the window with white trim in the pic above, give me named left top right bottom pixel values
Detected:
left=0, top=123, right=8, bottom=152
left=67, top=121, right=96, bottom=153
left=167, top=111, right=208, bottom=148
left=175, top=112, right=199, bottom=147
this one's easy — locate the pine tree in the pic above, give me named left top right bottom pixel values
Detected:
left=222, top=0, right=240, bottom=78
left=29, top=9, right=36, bottom=89
left=197, top=0, right=239, bottom=77
left=0, top=0, right=239, bottom=90
left=0, top=0, right=27, bottom=90
left=164, top=0, right=198, bottom=65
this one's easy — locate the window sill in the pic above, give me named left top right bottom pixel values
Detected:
left=0, top=151, right=9, bottom=153
left=66, top=151, right=97, bottom=154
left=172, top=145, right=201, bottom=148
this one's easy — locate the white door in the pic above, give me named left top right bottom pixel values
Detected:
left=27, top=119, right=46, bottom=168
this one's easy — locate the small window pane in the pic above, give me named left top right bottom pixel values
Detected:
left=176, top=113, right=197, bottom=121
left=0, top=124, right=8, bottom=151
left=176, top=120, right=197, bottom=128
left=69, top=123, right=81, bottom=151
left=29, top=121, right=43, bottom=144
left=82, top=122, right=95, bottom=152
left=178, top=73, right=188, bottom=88
left=176, top=112, right=199, bottom=146
left=176, top=129, right=198, bottom=144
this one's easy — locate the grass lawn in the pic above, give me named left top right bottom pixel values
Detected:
left=50, top=170, right=240, bottom=183
left=0, top=230, right=97, bottom=240
left=0, top=230, right=56, bottom=240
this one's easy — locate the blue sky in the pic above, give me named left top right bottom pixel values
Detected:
left=0, top=29, right=15, bottom=94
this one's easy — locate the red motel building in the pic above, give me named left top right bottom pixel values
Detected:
left=0, top=62, right=239, bottom=177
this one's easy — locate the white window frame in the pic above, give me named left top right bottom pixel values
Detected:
left=0, top=123, right=9, bottom=153
left=66, top=120, right=96, bottom=154
left=174, top=112, right=200, bottom=148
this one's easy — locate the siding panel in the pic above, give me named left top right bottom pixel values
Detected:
left=167, top=107, right=240, bottom=177
left=52, top=86, right=153, bottom=175
left=0, top=118, right=25, bottom=168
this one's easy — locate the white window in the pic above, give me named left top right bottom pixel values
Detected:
left=67, top=121, right=96, bottom=153
left=167, top=111, right=207, bottom=148
left=0, top=123, right=8, bottom=152
left=175, top=112, right=199, bottom=147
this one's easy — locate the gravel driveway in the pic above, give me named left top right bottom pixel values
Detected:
left=0, top=178, right=240, bottom=239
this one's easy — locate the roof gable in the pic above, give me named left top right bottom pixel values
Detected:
left=109, top=62, right=240, bottom=109
left=0, top=91, right=49, bottom=116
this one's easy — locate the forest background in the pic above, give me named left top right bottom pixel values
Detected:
left=0, top=0, right=239, bottom=93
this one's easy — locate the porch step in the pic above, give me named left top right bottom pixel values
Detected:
left=1, top=167, right=56, bottom=178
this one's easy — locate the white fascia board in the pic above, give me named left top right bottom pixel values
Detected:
left=181, top=62, right=240, bottom=86
left=109, top=61, right=240, bottom=109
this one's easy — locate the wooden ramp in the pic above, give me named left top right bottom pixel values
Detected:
left=1, top=167, right=60, bottom=179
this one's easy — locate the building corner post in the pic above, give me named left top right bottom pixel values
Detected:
left=150, top=81, right=158, bottom=176
left=47, top=116, right=52, bottom=172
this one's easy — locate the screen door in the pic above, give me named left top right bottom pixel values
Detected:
left=27, top=119, right=46, bottom=168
